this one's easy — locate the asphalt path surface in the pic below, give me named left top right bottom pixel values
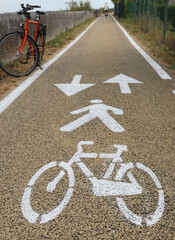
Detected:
left=0, top=15, right=175, bottom=240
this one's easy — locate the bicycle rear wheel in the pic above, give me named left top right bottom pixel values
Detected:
left=36, top=26, right=46, bottom=63
left=0, top=32, right=39, bottom=77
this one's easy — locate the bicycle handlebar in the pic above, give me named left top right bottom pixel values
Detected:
left=30, top=5, right=41, bottom=8
left=77, top=141, right=94, bottom=153
left=21, top=4, right=41, bottom=11
left=17, top=4, right=41, bottom=16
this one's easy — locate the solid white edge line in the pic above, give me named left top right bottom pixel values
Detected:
left=0, top=16, right=101, bottom=116
left=111, top=15, right=172, bottom=80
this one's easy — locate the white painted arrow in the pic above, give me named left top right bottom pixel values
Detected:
left=55, top=75, right=95, bottom=96
left=173, top=90, right=175, bottom=95
left=104, top=74, right=143, bottom=94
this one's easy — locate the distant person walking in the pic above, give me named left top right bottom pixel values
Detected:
left=104, top=3, right=109, bottom=17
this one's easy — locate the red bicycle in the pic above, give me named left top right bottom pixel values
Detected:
left=0, top=4, right=47, bottom=77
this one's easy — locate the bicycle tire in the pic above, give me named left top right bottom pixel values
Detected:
left=0, top=31, right=39, bottom=77
left=116, top=163, right=165, bottom=226
left=36, top=28, right=45, bottom=63
left=21, top=161, right=74, bottom=224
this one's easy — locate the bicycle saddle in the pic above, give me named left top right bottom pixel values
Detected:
left=36, top=11, right=45, bottom=15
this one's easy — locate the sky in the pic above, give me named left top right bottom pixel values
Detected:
left=0, top=0, right=114, bottom=13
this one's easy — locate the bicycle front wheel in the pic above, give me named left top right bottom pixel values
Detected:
left=21, top=161, right=74, bottom=224
left=0, top=32, right=39, bottom=77
left=116, top=163, right=165, bottom=226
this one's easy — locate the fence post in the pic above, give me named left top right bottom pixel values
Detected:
left=139, top=0, right=142, bottom=18
left=154, top=0, right=158, bottom=27
left=143, top=0, right=146, bottom=27
left=134, top=0, right=137, bottom=24
left=146, top=0, right=151, bottom=32
left=163, top=0, right=168, bottom=42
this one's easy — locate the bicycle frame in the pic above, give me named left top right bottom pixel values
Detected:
left=18, top=18, right=44, bottom=55
left=47, top=141, right=142, bottom=197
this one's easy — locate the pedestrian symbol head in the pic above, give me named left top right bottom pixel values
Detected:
left=90, top=100, right=103, bottom=104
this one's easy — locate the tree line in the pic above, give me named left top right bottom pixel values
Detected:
left=66, top=0, right=92, bottom=11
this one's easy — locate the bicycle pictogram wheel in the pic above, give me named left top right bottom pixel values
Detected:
left=116, top=163, right=165, bottom=226
left=21, top=161, right=74, bottom=224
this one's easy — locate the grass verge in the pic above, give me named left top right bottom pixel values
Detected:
left=116, top=16, right=175, bottom=72
left=0, top=17, right=96, bottom=100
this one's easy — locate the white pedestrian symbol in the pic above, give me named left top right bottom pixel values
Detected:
left=60, top=100, right=125, bottom=132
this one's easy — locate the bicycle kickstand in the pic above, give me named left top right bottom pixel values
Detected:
left=37, top=62, right=43, bottom=70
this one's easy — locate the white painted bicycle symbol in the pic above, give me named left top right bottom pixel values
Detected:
left=22, top=141, right=164, bottom=226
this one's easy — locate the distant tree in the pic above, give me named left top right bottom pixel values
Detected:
left=66, top=0, right=78, bottom=11
left=111, top=0, right=120, bottom=3
left=66, top=0, right=92, bottom=11
left=83, top=1, right=92, bottom=10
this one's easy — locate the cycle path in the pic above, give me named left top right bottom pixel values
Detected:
left=0, top=15, right=175, bottom=240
